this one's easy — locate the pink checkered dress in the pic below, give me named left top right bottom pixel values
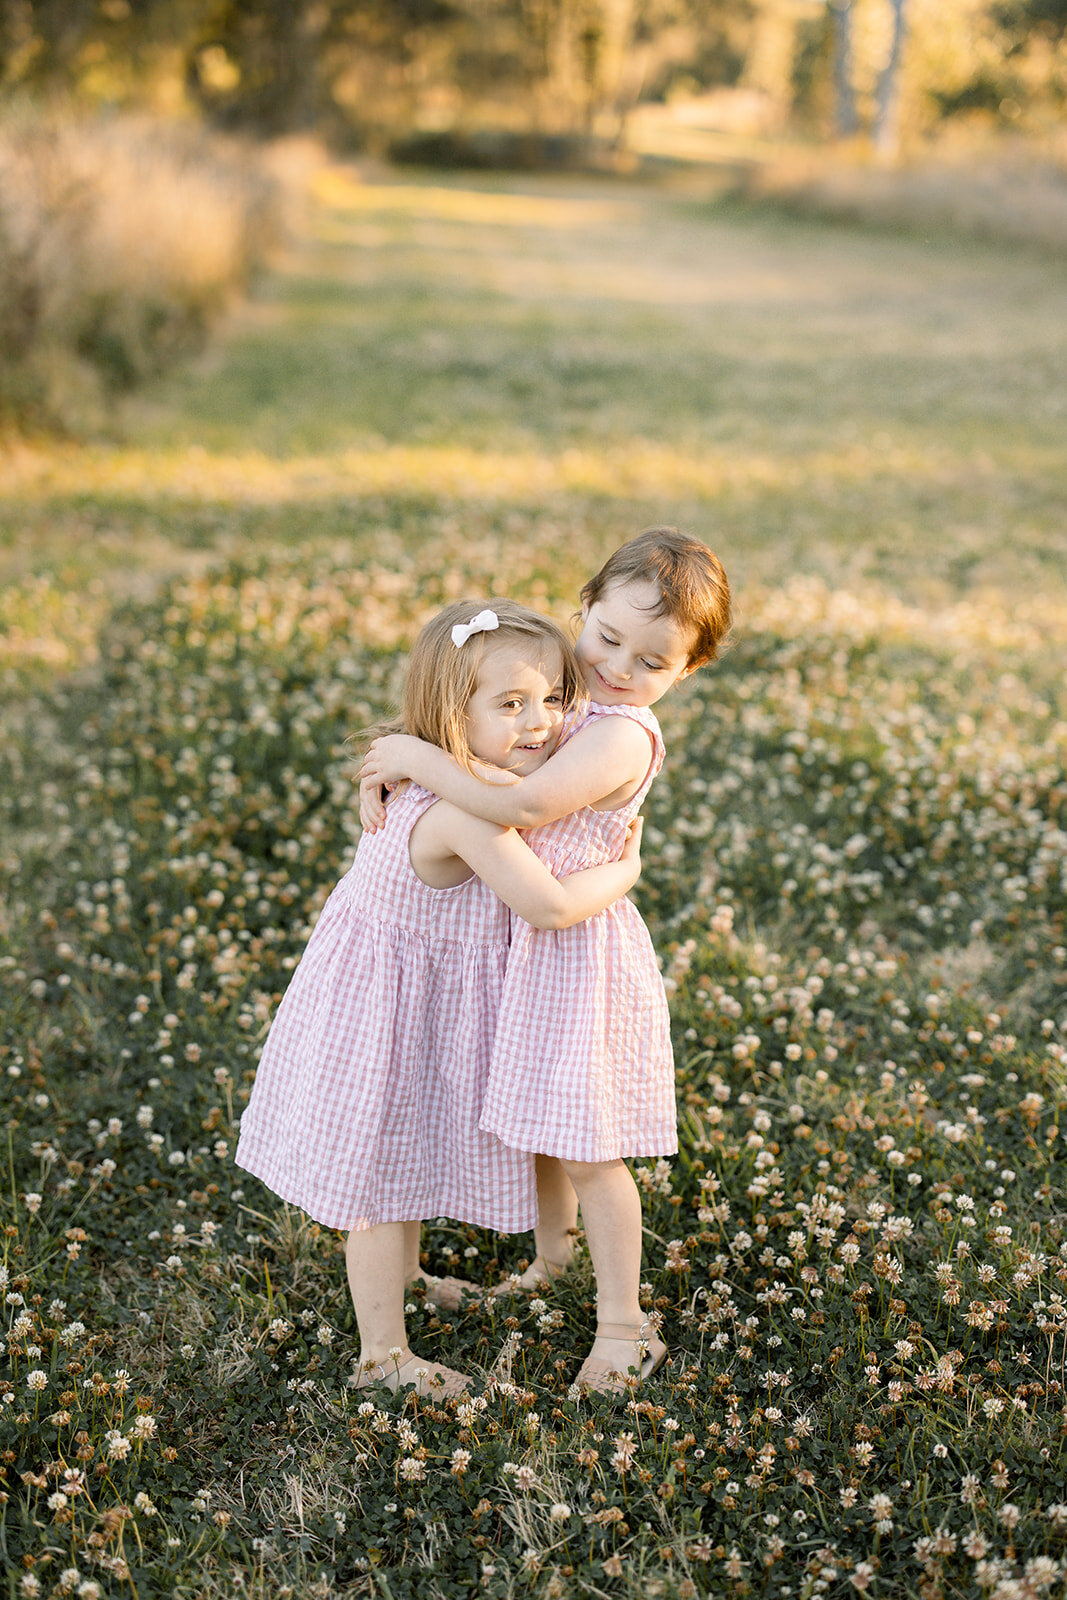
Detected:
left=235, top=784, right=538, bottom=1233
left=479, top=703, right=677, bottom=1162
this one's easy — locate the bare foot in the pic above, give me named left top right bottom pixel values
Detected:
left=353, top=1350, right=473, bottom=1398
left=407, top=1273, right=480, bottom=1311
left=492, top=1255, right=570, bottom=1298
left=575, top=1321, right=668, bottom=1397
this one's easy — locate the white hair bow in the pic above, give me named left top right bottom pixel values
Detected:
left=451, top=609, right=500, bottom=648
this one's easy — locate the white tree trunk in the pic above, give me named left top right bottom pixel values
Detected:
left=874, top=0, right=909, bottom=158
left=829, top=0, right=859, bottom=138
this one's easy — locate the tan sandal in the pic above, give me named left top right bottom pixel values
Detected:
left=354, top=1351, right=472, bottom=1399
left=408, top=1273, right=480, bottom=1311
left=575, top=1320, right=668, bottom=1397
left=491, top=1255, right=570, bottom=1298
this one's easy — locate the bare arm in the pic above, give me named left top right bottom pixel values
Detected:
left=360, top=717, right=651, bottom=833
left=430, top=809, right=643, bottom=930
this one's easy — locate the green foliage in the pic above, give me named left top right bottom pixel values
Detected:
left=1, top=545, right=1066, bottom=1597
left=4, top=0, right=1064, bottom=152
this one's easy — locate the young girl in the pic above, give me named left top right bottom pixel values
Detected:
left=235, top=599, right=645, bottom=1399
left=359, top=529, right=732, bottom=1394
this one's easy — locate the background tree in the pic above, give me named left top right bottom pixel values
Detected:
left=873, top=0, right=907, bottom=154
left=829, top=0, right=859, bottom=132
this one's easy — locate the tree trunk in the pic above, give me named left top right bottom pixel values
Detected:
left=829, top=0, right=858, bottom=138
left=874, top=0, right=908, bottom=158
left=743, top=0, right=802, bottom=129
left=596, top=0, right=638, bottom=146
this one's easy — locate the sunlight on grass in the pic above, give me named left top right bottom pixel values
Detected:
left=5, top=436, right=1060, bottom=508
left=312, top=166, right=630, bottom=227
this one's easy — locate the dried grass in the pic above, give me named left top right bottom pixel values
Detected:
left=0, top=100, right=284, bottom=430
left=748, top=144, right=1067, bottom=253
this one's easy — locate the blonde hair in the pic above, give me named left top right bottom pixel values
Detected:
left=581, top=527, right=732, bottom=668
left=366, top=599, right=585, bottom=772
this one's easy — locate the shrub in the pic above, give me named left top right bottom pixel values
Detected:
left=0, top=100, right=283, bottom=431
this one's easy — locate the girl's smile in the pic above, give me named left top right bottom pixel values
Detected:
left=464, top=642, right=568, bottom=774
left=575, top=578, right=696, bottom=709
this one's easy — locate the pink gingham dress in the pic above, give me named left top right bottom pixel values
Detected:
left=479, top=702, right=676, bottom=1162
left=235, top=784, right=537, bottom=1233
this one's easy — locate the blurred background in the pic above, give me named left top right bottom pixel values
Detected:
left=2, top=0, right=1066, bottom=159
left=2, top=0, right=1066, bottom=443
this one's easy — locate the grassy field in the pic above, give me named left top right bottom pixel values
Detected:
left=1, top=162, right=1066, bottom=1599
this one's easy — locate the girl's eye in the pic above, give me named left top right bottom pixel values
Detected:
left=599, top=633, right=619, bottom=646
left=641, top=659, right=662, bottom=672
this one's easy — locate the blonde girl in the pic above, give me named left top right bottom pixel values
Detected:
left=359, top=530, right=731, bottom=1394
left=236, top=599, right=644, bottom=1398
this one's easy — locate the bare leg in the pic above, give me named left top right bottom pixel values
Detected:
left=346, top=1220, right=472, bottom=1396
left=345, top=1221, right=409, bottom=1365
left=402, top=1219, right=479, bottom=1309
left=492, top=1155, right=578, bottom=1294
left=561, top=1158, right=662, bottom=1375
left=401, top=1220, right=422, bottom=1287
left=531, top=1154, right=579, bottom=1278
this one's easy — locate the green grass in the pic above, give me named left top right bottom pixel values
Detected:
left=1, top=163, right=1065, bottom=1598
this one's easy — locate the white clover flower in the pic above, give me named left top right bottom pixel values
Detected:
left=26, top=1370, right=48, bottom=1392
left=1023, top=1557, right=1059, bottom=1590
left=130, top=1412, right=157, bottom=1441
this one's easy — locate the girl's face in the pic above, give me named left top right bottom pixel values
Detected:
left=464, top=639, right=568, bottom=774
left=575, top=578, right=696, bottom=708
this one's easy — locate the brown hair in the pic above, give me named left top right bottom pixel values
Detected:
left=365, top=599, right=585, bottom=773
left=580, top=527, right=732, bottom=668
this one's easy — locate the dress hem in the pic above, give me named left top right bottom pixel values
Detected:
left=477, top=1120, right=678, bottom=1164
left=234, top=1147, right=538, bottom=1235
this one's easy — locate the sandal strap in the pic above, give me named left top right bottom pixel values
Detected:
left=595, top=1321, right=653, bottom=1342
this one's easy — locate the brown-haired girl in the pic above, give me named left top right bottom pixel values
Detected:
left=359, top=530, right=731, bottom=1395
left=235, top=599, right=644, bottom=1398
